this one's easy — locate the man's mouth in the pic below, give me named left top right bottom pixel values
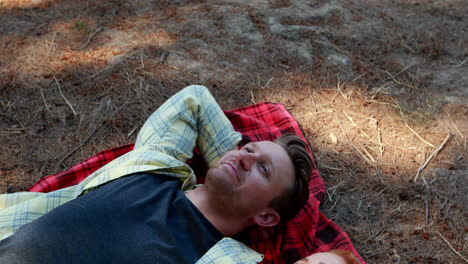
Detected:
left=225, top=162, right=241, bottom=185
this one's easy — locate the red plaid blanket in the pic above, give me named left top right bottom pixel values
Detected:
left=29, top=102, right=365, bottom=264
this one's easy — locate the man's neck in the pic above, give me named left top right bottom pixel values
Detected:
left=185, top=186, right=250, bottom=237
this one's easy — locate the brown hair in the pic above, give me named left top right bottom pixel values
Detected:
left=271, top=133, right=313, bottom=222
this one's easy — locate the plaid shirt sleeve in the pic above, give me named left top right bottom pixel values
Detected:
left=0, top=85, right=241, bottom=240
left=135, top=85, right=241, bottom=167
left=80, top=85, right=241, bottom=191
left=196, top=238, right=264, bottom=264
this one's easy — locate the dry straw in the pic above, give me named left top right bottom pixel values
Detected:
left=414, top=133, right=451, bottom=182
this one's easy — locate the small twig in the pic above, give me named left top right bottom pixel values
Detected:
left=250, top=88, right=256, bottom=104
left=278, top=63, right=290, bottom=69
left=441, top=173, right=458, bottom=210
left=359, top=131, right=377, bottom=144
left=422, top=175, right=430, bottom=188
left=401, top=208, right=417, bottom=215
left=386, top=71, right=418, bottom=90
left=455, top=57, right=468, bottom=67
left=54, top=76, right=77, bottom=116
left=374, top=187, right=388, bottom=198
left=343, top=111, right=356, bottom=126
left=1, top=128, right=25, bottom=135
left=357, top=142, right=376, bottom=163
left=40, top=88, right=50, bottom=111
left=414, top=133, right=452, bottom=182
left=330, top=80, right=344, bottom=104
left=312, top=39, right=343, bottom=53
left=437, top=231, right=468, bottom=263
left=335, top=113, right=367, bottom=163
left=441, top=192, right=451, bottom=210
left=127, top=127, right=137, bottom=137
left=1, top=113, right=25, bottom=131
left=405, top=122, right=437, bottom=149
left=371, top=218, right=388, bottom=239
left=308, top=88, right=318, bottom=113
left=351, top=73, right=365, bottom=82
left=1, top=131, right=22, bottom=135
left=55, top=127, right=97, bottom=170
left=392, top=249, right=401, bottom=264
left=357, top=199, right=362, bottom=211
left=399, top=36, right=416, bottom=54
left=370, top=85, right=386, bottom=99
left=444, top=109, right=464, bottom=139
left=391, top=97, right=405, bottom=117
left=326, top=197, right=339, bottom=212
left=378, top=127, right=384, bottom=155
left=353, top=145, right=371, bottom=163
left=71, top=27, right=103, bottom=51
left=263, top=77, right=273, bottom=88
left=338, top=86, right=347, bottom=100
left=327, top=185, right=341, bottom=191
left=47, top=31, right=57, bottom=56
left=326, top=189, right=333, bottom=203
left=425, top=200, right=429, bottom=224
left=397, top=63, right=416, bottom=75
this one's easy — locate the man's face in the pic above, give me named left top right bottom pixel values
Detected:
left=204, top=141, right=295, bottom=218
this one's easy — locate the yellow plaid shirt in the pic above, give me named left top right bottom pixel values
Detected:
left=0, top=85, right=263, bottom=263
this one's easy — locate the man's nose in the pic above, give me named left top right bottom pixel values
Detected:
left=237, top=151, right=254, bottom=171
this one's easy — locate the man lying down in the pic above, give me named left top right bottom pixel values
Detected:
left=0, top=85, right=360, bottom=263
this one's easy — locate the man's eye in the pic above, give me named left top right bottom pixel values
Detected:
left=260, top=163, right=268, bottom=175
left=244, top=147, right=252, bottom=153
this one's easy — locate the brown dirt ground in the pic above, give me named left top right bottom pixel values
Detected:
left=1, top=0, right=467, bottom=263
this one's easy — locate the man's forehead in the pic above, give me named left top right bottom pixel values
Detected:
left=249, top=141, right=287, bottom=155
left=249, top=140, right=280, bottom=148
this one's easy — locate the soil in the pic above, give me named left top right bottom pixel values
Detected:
left=1, top=0, right=467, bottom=263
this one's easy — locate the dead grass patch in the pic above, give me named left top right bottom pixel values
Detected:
left=252, top=71, right=468, bottom=262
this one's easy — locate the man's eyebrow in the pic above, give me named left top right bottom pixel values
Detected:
left=251, top=142, right=273, bottom=165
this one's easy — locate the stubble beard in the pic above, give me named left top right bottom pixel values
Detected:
left=205, top=166, right=235, bottom=197
left=205, top=167, right=252, bottom=219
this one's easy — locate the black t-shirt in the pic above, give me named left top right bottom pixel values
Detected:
left=0, top=173, right=223, bottom=263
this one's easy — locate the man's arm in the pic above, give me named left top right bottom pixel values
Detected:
left=135, top=85, right=241, bottom=167
left=0, top=85, right=241, bottom=239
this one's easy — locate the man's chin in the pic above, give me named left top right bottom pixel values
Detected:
left=208, top=165, right=240, bottom=186
left=205, top=173, right=235, bottom=193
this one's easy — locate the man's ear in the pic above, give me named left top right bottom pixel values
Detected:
left=253, top=209, right=280, bottom=227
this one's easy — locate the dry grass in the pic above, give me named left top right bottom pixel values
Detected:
left=1, top=0, right=467, bottom=263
